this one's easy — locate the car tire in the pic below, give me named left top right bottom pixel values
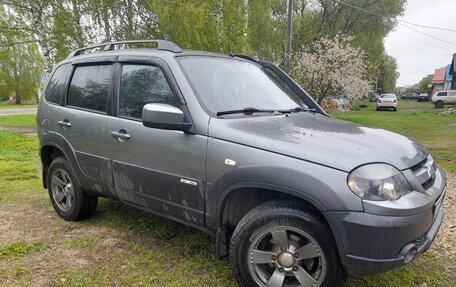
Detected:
left=230, top=200, right=344, bottom=287
left=393, top=108, right=397, bottom=112
left=376, top=107, right=380, bottom=111
left=434, top=101, right=444, bottom=109
left=47, top=157, right=98, bottom=221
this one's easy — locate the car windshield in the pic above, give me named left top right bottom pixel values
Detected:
left=381, top=94, right=395, bottom=98
left=178, top=56, right=306, bottom=115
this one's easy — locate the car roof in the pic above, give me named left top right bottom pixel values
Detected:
left=58, top=47, right=254, bottom=67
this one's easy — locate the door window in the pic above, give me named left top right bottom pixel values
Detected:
left=437, top=91, right=447, bottom=97
left=67, top=65, right=112, bottom=113
left=45, top=64, right=71, bottom=104
left=119, top=64, right=180, bottom=119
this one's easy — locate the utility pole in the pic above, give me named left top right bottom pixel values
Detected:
left=285, top=0, right=293, bottom=73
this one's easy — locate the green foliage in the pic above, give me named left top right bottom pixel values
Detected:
left=377, top=55, right=399, bottom=93
left=419, top=75, right=433, bottom=93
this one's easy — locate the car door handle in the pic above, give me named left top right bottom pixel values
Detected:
left=111, top=130, right=131, bottom=140
left=57, top=120, right=72, bottom=128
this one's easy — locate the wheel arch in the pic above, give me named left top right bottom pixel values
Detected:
left=39, top=134, right=114, bottom=198
left=40, top=143, right=72, bottom=188
left=207, top=166, right=345, bottom=258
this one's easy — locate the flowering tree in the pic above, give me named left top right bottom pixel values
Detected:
left=291, top=35, right=372, bottom=104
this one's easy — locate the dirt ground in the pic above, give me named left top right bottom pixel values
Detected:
left=434, top=174, right=456, bottom=261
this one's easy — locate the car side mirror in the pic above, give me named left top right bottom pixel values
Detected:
left=142, top=103, right=192, bottom=132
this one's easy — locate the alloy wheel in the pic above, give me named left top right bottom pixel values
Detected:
left=247, top=226, right=327, bottom=287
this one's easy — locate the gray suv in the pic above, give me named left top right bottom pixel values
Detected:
left=37, top=40, right=446, bottom=287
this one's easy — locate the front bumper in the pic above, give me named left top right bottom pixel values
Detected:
left=325, top=187, right=445, bottom=276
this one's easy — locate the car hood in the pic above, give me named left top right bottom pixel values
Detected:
left=208, top=112, right=428, bottom=172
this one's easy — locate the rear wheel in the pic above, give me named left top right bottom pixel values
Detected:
left=47, top=157, right=98, bottom=221
left=434, top=101, right=444, bottom=108
left=230, top=201, right=344, bottom=287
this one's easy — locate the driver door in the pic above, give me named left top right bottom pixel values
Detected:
left=109, top=59, right=207, bottom=226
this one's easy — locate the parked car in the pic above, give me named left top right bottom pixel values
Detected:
left=417, top=93, right=430, bottom=102
left=369, top=94, right=380, bottom=102
left=376, top=93, right=398, bottom=111
left=432, top=90, right=456, bottom=108
left=37, top=40, right=446, bottom=287
left=401, top=93, right=418, bottom=100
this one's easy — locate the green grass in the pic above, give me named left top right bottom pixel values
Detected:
left=0, top=131, right=41, bottom=203
left=0, top=114, right=36, bottom=128
left=0, top=101, right=454, bottom=286
left=0, top=243, right=44, bottom=260
left=334, top=101, right=456, bottom=173
left=0, top=101, right=37, bottom=109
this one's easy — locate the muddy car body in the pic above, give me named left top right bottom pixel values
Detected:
left=37, top=40, right=446, bottom=287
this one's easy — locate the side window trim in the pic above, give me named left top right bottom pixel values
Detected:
left=65, top=64, right=113, bottom=114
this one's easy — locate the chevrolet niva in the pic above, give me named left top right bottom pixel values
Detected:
left=37, top=40, right=446, bottom=287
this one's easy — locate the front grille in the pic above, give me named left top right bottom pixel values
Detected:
left=410, top=155, right=436, bottom=189
left=422, top=176, right=436, bottom=190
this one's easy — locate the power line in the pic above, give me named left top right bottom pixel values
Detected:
left=398, top=22, right=456, bottom=47
left=335, top=0, right=456, bottom=33
left=395, top=31, right=453, bottom=51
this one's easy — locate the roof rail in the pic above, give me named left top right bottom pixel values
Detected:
left=234, top=54, right=258, bottom=63
left=67, top=40, right=183, bottom=58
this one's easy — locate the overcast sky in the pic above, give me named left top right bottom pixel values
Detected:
left=384, top=0, right=456, bottom=87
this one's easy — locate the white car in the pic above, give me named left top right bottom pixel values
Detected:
left=432, top=90, right=456, bottom=108
left=376, top=94, right=398, bottom=111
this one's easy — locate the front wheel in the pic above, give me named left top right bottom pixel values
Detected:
left=434, top=101, right=444, bottom=108
left=230, top=201, right=344, bottom=287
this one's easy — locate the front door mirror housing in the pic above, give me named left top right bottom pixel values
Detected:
left=142, top=103, right=192, bottom=132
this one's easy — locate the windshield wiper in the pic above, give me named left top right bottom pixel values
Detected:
left=277, top=107, right=316, bottom=114
left=216, top=107, right=275, bottom=117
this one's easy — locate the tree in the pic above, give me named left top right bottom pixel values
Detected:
left=0, top=43, right=42, bottom=103
left=377, top=55, right=399, bottom=93
left=419, top=75, right=432, bottom=93
left=291, top=35, right=371, bottom=104
left=0, top=5, right=42, bottom=103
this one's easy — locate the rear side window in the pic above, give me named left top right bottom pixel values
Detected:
left=119, top=64, right=180, bottom=119
left=67, top=65, right=112, bottom=113
left=45, top=64, right=70, bottom=104
left=437, top=92, right=447, bottom=97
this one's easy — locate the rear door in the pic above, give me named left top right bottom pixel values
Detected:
left=447, top=91, right=456, bottom=104
left=53, top=63, right=114, bottom=192
left=109, top=58, right=207, bottom=226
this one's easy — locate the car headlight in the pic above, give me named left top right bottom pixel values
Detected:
left=347, top=164, right=412, bottom=201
